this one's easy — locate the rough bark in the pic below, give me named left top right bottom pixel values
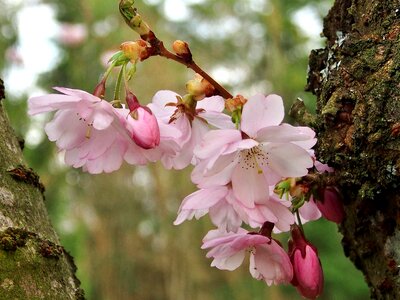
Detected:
left=304, top=1, right=400, bottom=299
left=0, top=79, right=84, bottom=299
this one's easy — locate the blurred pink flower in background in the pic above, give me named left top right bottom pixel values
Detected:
left=57, top=23, right=88, bottom=46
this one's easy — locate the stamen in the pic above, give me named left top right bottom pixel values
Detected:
left=86, top=124, right=92, bottom=139
left=239, top=146, right=269, bottom=174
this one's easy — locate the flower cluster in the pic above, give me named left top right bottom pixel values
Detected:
left=28, top=85, right=344, bottom=298
left=27, top=5, right=346, bottom=296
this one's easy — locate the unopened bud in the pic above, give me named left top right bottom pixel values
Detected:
left=119, top=1, right=152, bottom=37
left=316, top=186, right=345, bottom=224
left=120, top=40, right=148, bottom=62
left=289, top=225, right=324, bottom=299
left=129, top=106, right=160, bottom=149
left=172, top=40, right=192, bottom=60
left=186, top=74, right=215, bottom=100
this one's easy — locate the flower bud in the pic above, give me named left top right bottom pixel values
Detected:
left=186, top=74, right=215, bottom=100
left=172, top=40, right=192, bottom=60
left=119, top=1, right=151, bottom=37
left=129, top=106, right=160, bottom=149
left=289, top=225, right=324, bottom=299
left=120, top=40, right=148, bottom=62
left=316, top=186, right=345, bottom=224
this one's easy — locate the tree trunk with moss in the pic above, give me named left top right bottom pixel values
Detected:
left=304, top=0, right=400, bottom=298
left=0, top=79, right=84, bottom=299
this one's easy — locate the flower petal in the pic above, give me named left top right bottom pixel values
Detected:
left=263, top=143, right=313, bottom=178
left=231, top=163, right=270, bottom=208
left=241, top=94, right=284, bottom=137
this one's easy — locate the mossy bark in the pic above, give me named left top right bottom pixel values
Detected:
left=306, top=1, right=400, bottom=298
left=0, top=79, right=84, bottom=299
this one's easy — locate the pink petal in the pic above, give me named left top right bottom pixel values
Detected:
left=241, top=94, right=284, bottom=138
left=250, top=242, right=293, bottom=285
left=192, top=153, right=237, bottom=187
left=299, top=198, right=322, bottom=222
left=211, top=251, right=246, bottom=271
left=172, top=118, right=208, bottom=168
left=194, top=129, right=242, bottom=160
left=231, top=163, right=270, bottom=208
left=180, top=186, right=228, bottom=210
left=196, top=95, right=225, bottom=112
left=44, top=110, right=87, bottom=149
left=257, top=124, right=315, bottom=143
left=209, top=200, right=242, bottom=232
left=91, top=102, right=115, bottom=130
left=150, top=90, right=180, bottom=119
left=199, top=111, right=235, bottom=129
left=53, top=86, right=99, bottom=102
left=28, top=94, right=81, bottom=115
left=263, top=143, right=313, bottom=177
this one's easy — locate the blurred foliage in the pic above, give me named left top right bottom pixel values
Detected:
left=1, top=0, right=370, bottom=299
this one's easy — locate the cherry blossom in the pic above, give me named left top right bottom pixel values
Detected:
left=148, top=90, right=233, bottom=169
left=174, top=185, right=294, bottom=233
left=193, top=94, right=316, bottom=208
left=202, top=229, right=293, bottom=285
left=28, top=87, right=160, bottom=173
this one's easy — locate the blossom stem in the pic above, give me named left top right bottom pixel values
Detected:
left=114, top=65, right=125, bottom=101
left=119, top=0, right=233, bottom=99
left=157, top=41, right=233, bottom=99
left=296, top=211, right=304, bottom=233
left=102, top=59, right=118, bottom=82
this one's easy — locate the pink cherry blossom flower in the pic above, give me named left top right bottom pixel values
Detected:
left=193, top=94, right=316, bottom=208
left=28, top=87, right=135, bottom=173
left=202, top=229, right=293, bottom=285
left=148, top=90, right=233, bottom=169
left=289, top=225, right=324, bottom=299
left=174, top=185, right=294, bottom=233
left=57, top=23, right=88, bottom=46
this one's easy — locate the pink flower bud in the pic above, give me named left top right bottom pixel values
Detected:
left=124, top=91, right=160, bottom=149
left=289, top=225, right=324, bottom=299
left=316, top=187, right=345, bottom=224
left=129, top=106, right=160, bottom=149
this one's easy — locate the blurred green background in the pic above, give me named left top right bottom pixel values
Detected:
left=1, top=0, right=369, bottom=299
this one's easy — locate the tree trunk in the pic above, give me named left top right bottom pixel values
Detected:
left=0, top=79, right=84, bottom=299
left=306, top=1, right=400, bottom=298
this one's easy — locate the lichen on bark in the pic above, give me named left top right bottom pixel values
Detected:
left=0, top=79, right=84, bottom=299
left=306, top=0, right=400, bottom=298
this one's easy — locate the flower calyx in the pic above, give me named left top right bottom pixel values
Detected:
left=226, top=95, right=247, bottom=128
left=186, top=74, right=215, bottom=101
left=93, top=79, right=106, bottom=99
left=167, top=94, right=198, bottom=124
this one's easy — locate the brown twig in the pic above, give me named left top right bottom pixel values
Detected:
left=119, top=0, right=233, bottom=99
